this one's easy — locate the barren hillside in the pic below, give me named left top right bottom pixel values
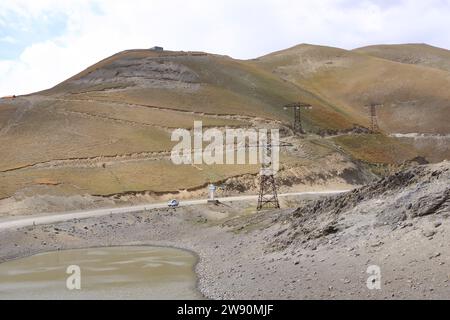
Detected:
left=354, top=43, right=450, bottom=72
left=254, top=44, right=450, bottom=135
left=0, top=44, right=448, bottom=215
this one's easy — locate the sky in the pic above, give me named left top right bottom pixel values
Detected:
left=1, top=0, right=450, bottom=96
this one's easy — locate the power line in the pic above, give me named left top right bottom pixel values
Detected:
left=283, top=102, right=312, bottom=134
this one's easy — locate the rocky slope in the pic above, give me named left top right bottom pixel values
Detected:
left=271, top=161, right=450, bottom=250
left=1, top=162, right=449, bottom=299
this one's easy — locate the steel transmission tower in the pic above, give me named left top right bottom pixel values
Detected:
left=366, top=103, right=382, bottom=133
left=283, top=102, right=312, bottom=134
left=257, top=132, right=280, bottom=211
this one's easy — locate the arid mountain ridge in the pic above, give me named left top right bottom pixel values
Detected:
left=0, top=42, right=449, bottom=211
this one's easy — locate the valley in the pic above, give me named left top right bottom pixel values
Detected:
left=0, top=42, right=449, bottom=300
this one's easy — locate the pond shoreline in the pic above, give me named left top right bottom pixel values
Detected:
left=1, top=197, right=449, bottom=299
left=0, top=245, right=201, bottom=299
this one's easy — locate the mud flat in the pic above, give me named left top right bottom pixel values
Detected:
left=0, top=163, right=449, bottom=299
left=0, top=246, right=201, bottom=300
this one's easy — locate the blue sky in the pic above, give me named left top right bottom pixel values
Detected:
left=1, top=0, right=450, bottom=96
left=0, top=12, right=67, bottom=60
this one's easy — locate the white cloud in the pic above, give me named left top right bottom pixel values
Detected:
left=0, top=36, right=17, bottom=43
left=1, top=0, right=450, bottom=96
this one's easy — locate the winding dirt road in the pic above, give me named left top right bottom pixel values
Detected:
left=0, top=190, right=348, bottom=231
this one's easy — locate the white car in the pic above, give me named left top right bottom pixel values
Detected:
left=168, top=199, right=179, bottom=208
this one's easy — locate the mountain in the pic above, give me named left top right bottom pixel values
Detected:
left=354, top=43, right=450, bottom=72
left=253, top=43, right=450, bottom=135
left=0, top=44, right=448, bottom=214
left=41, top=49, right=360, bottom=132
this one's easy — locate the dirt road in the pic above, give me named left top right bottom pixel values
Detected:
left=0, top=190, right=348, bottom=230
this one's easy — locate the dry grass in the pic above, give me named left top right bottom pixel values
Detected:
left=0, top=103, right=18, bottom=128
left=354, top=43, right=450, bottom=72
left=2, top=44, right=448, bottom=200
left=0, top=102, right=174, bottom=171
left=255, top=44, right=450, bottom=134
left=332, top=134, right=418, bottom=164
left=0, top=159, right=260, bottom=198
left=57, top=99, right=247, bottom=129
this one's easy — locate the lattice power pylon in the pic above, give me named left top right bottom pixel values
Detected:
left=366, top=103, right=382, bottom=133
left=257, top=133, right=280, bottom=211
left=283, top=102, right=312, bottom=134
left=370, top=104, right=379, bottom=133
left=257, top=169, right=280, bottom=210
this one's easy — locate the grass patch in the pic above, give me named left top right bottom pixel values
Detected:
left=333, top=134, right=417, bottom=164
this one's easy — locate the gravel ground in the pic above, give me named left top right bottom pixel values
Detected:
left=0, top=163, right=449, bottom=299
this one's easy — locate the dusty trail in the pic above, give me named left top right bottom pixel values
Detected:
left=0, top=190, right=348, bottom=230
left=46, top=96, right=283, bottom=126
left=0, top=151, right=172, bottom=173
